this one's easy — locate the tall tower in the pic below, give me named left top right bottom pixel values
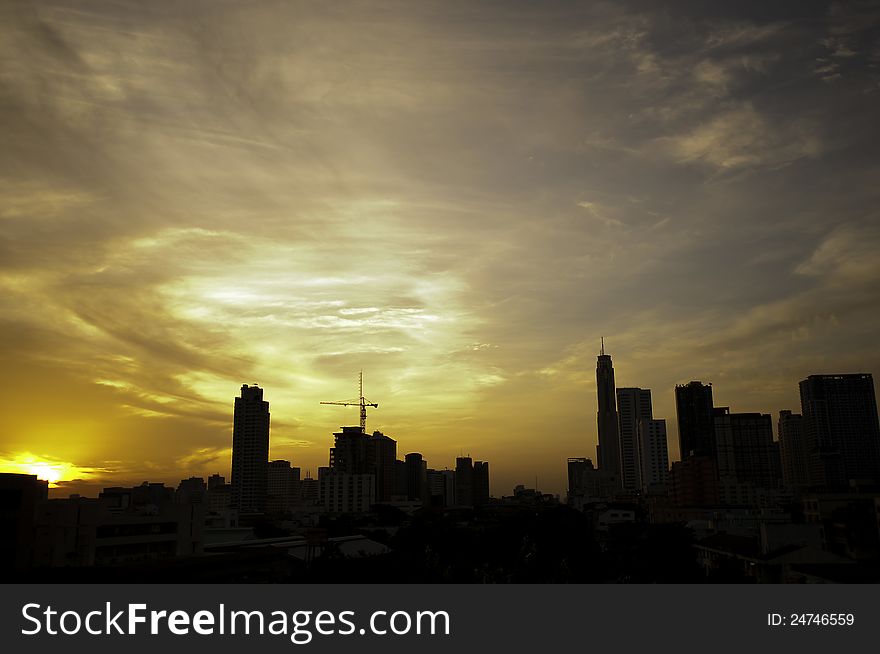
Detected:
left=778, top=410, right=808, bottom=492
left=616, top=387, right=653, bottom=491
left=799, top=374, right=880, bottom=489
left=596, top=339, right=621, bottom=480
left=231, top=384, right=270, bottom=514
left=675, top=381, right=715, bottom=459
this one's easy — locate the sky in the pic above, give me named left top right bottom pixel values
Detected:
left=1, top=0, right=880, bottom=497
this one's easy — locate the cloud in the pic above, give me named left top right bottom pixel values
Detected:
left=657, top=104, right=821, bottom=170
left=1, top=1, right=879, bottom=495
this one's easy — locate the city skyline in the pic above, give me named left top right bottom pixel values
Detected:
left=3, top=1, right=880, bottom=497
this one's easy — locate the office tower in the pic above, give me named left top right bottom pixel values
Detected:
left=675, top=381, right=716, bottom=459
left=207, top=473, right=226, bottom=491
left=322, top=471, right=375, bottom=514
left=800, top=374, right=880, bottom=489
left=393, top=460, right=408, bottom=497
left=669, top=456, right=719, bottom=507
left=366, top=431, right=397, bottom=502
left=0, top=474, right=48, bottom=570
left=176, top=476, right=207, bottom=504
left=596, top=340, right=621, bottom=478
left=405, top=452, right=428, bottom=503
left=778, top=410, right=809, bottom=492
left=326, top=427, right=376, bottom=514
left=230, top=384, right=270, bottom=514
left=426, top=469, right=456, bottom=508
left=638, top=418, right=669, bottom=492
left=329, top=426, right=370, bottom=473
left=267, top=460, right=301, bottom=513
left=616, top=387, right=653, bottom=491
left=566, top=458, right=617, bottom=508
left=473, top=461, right=490, bottom=507
left=455, top=456, right=474, bottom=507
left=713, top=408, right=780, bottom=490
left=300, top=473, right=320, bottom=505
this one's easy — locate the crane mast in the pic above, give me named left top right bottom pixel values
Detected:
left=320, top=371, right=378, bottom=432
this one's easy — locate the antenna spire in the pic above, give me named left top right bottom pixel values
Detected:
left=600, top=336, right=605, bottom=356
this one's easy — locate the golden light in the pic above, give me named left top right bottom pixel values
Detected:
left=0, top=452, right=93, bottom=488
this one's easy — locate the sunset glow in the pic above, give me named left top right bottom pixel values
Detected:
left=2, top=1, right=879, bottom=497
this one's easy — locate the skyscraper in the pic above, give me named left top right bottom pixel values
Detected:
left=596, top=340, right=620, bottom=479
left=230, top=384, right=270, bottom=514
left=405, top=452, right=428, bottom=503
left=330, top=426, right=370, bottom=473
left=713, top=408, right=780, bottom=491
left=799, top=374, right=880, bottom=489
left=638, top=418, right=669, bottom=492
left=455, top=456, right=474, bottom=507
left=778, top=410, right=808, bottom=492
left=616, top=387, right=653, bottom=491
left=675, top=381, right=716, bottom=459
left=366, top=431, right=397, bottom=503
left=473, top=461, right=490, bottom=507
left=266, top=459, right=301, bottom=513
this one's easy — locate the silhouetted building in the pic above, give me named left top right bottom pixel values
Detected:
left=714, top=408, right=781, bottom=492
left=321, top=471, right=375, bottom=514
left=267, top=460, right=301, bottom=513
left=596, top=341, right=621, bottom=478
left=33, top=488, right=205, bottom=567
left=639, top=418, right=670, bottom=493
left=616, top=387, right=654, bottom=491
left=427, top=469, right=455, bottom=508
left=455, top=456, right=474, bottom=507
left=366, top=431, right=397, bottom=502
left=0, top=473, right=48, bottom=570
left=393, top=459, right=408, bottom=497
left=300, top=474, right=320, bottom=506
left=330, top=426, right=370, bottom=474
left=676, top=381, right=716, bottom=459
left=473, top=461, right=490, bottom=507
left=779, top=410, right=809, bottom=492
left=567, top=457, right=617, bottom=509
left=800, top=374, right=880, bottom=489
left=176, top=477, right=207, bottom=507
left=405, top=453, right=428, bottom=504
left=670, top=455, right=719, bottom=507
left=231, top=384, right=270, bottom=514
left=323, top=427, right=377, bottom=514
left=207, top=473, right=226, bottom=491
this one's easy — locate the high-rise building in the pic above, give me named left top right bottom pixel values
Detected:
left=675, top=381, right=715, bottom=459
left=566, top=458, right=617, bottom=509
left=596, top=340, right=620, bottom=478
left=778, top=410, right=809, bottom=492
left=405, top=452, right=428, bottom=503
left=367, top=431, right=397, bottom=503
left=326, top=426, right=377, bottom=514
left=455, top=456, right=474, bottom=507
left=638, top=418, right=669, bottom=492
left=800, top=374, right=880, bottom=489
left=616, top=387, right=653, bottom=491
left=473, top=461, right=490, bottom=507
left=230, top=384, right=270, bottom=514
left=330, top=426, right=370, bottom=473
left=266, top=459, right=301, bottom=513
left=427, top=469, right=456, bottom=508
left=713, top=408, right=781, bottom=491
left=669, top=455, right=719, bottom=507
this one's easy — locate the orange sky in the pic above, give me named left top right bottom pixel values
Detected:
left=2, top=1, right=880, bottom=497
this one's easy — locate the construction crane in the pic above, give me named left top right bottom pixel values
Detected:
left=320, top=371, right=378, bottom=432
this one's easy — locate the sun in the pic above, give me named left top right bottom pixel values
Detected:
left=0, top=453, right=83, bottom=487
left=25, top=462, right=65, bottom=485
